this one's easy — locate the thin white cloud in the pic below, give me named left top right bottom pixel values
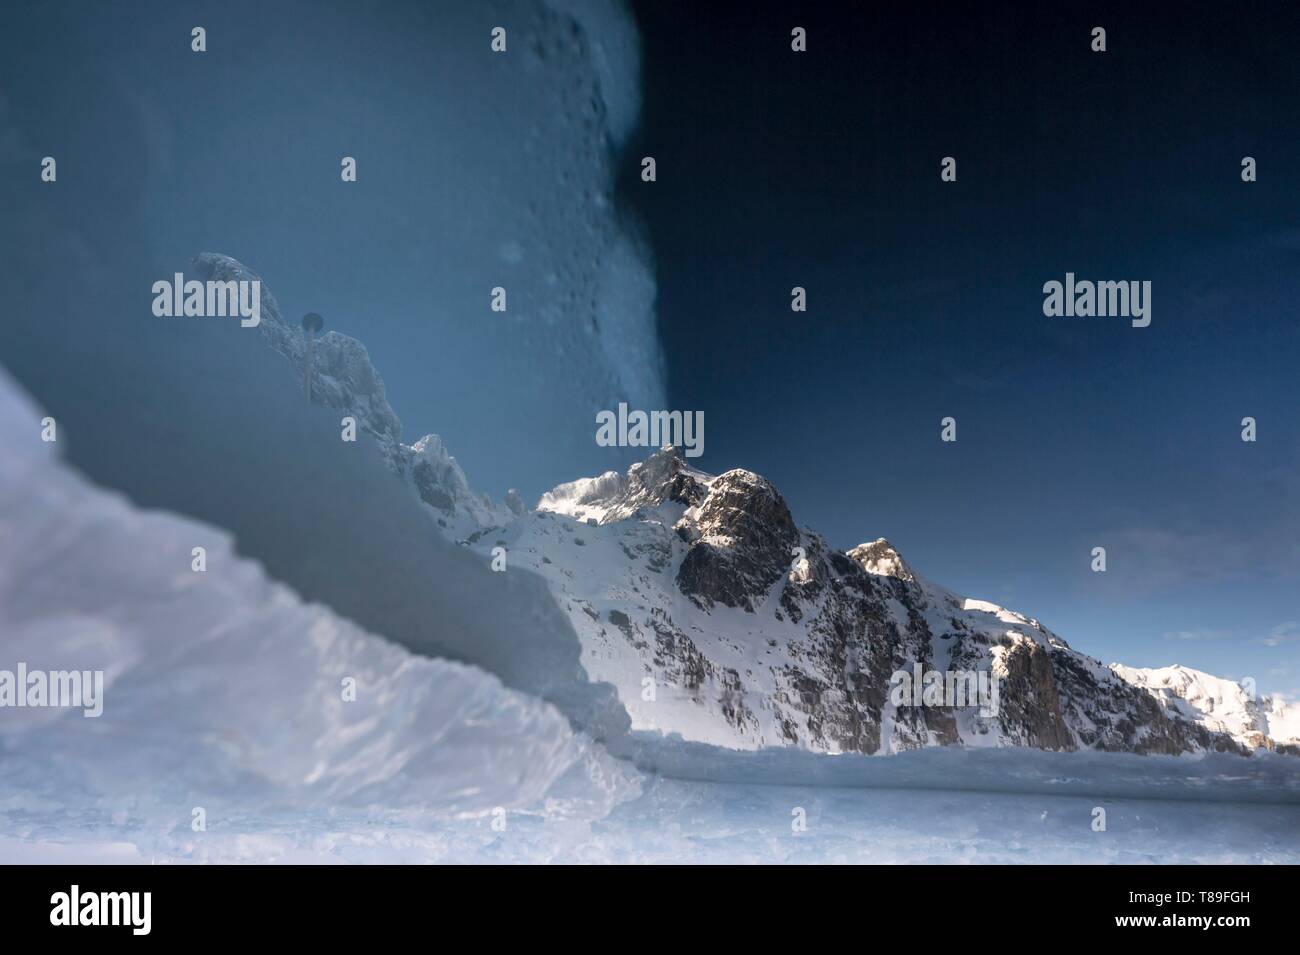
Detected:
left=1256, top=621, right=1300, bottom=648
left=1163, top=628, right=1232, bottom=642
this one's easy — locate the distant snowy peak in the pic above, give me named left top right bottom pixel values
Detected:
left=402, top=434, right=513, bottom=540
left=537, top=444, right=711, bottom=524
left=407, top=434, right=469, bottom=499
left=848, top=538, right=915, bottom=582
left=536, top=470, right=628, bottom=522
left=1111, top=663, right=1300, bottom=749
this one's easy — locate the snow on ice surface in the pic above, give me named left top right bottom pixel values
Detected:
left=4, top=779, right=1299, bottom=865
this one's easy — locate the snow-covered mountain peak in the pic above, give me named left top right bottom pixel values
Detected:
left=408, top=432, right=472, bottom=503
left=403, top=433, right=511, bottom=538
left=674, top=467, right=801, bottom=612
left=1111, top=663, right=1299, bottom=749
left=1114, top=663, right=1247, bottom=701
left=498, top=446, right=1298, bottom=756
left=537, top=470, right=628, bottom=522
left=537, top=444, right=712, bottom=525
left=847, top=538, right=915, bottom=582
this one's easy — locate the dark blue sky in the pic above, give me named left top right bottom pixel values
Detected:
left=624, top=0, right=1300, bottom=691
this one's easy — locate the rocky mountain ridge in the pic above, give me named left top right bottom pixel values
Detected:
left=224, top=253, right=1297, bottom=758
left=507, top=447, right=1299, bottom=756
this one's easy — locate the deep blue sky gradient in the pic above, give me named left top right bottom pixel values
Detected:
left=625, top=0, right=1300, bottom=691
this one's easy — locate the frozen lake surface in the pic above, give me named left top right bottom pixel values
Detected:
left=4, top=774, right=1298, bottom=865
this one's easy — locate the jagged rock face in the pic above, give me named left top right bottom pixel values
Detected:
left=398, top=435, right=511, bottom=542
left=404, top=435, right=470, bottom=510
left=847, top=538, right=914, bottom=582
left=771, top=545, right=900, bottom=753
left=626, top=445, right=706, bottom=507
left=538, top=445, right=708, bottom=525
left=675, top=469, right=800, bottom=612
left=513, top=451, right=1291, bottom=757
left=994, top=638, right=1074, bottom=750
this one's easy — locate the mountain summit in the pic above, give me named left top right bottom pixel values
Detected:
left=502, top=451, right=1298, bottom=756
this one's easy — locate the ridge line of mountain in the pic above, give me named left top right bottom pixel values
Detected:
left=204, top=251, right=1296, bottom=758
